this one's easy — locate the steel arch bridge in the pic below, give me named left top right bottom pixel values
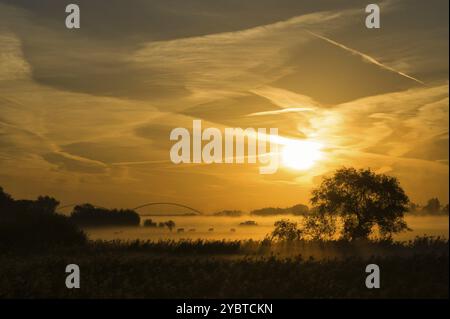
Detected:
left=132, top=202, right=203, bottom=215
left=57, top=202, right=203, bottom=215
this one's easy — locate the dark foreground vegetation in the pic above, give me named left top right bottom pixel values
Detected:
left=0, top=237, right=448, bottom=298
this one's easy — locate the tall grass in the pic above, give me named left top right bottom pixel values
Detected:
left=1, top=235, right=448, bottom=298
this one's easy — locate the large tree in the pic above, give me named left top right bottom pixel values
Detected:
left=310, top=167, right=410, bottom=240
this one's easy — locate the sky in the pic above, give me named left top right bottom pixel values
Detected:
left=0, top=0, right=448, bottom=213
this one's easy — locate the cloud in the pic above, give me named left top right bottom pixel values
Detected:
left=129, top=9, right=356, bottom=105
left=247, top=108, right=315, bottom=116
left=312, top=84, right=449, bottom=173
left=306, top=31, right=425, bottom=85
left=0, top=32, right=31, bottom=81
left=42, top=151, right=108, bottom=174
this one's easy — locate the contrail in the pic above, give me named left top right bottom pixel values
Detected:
left=111, top=159, right=172, bottom=166
left=307, top=31, right=425, bottom=85
left=247, top=107, right=315, bottom=117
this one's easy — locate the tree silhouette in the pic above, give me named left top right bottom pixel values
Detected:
left=422, top=198, right=441, bottom=214
left=0, top=187, right=86, bottom=249
left=36, top=196, right=59, bottom=214
left=310, top=167, right=410, bottom=240
left=165, top=220, right=176, bottom=232
left=0, top=187, right=12, bottom=205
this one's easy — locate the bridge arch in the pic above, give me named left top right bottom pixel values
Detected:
left=132, top=202, right=203, bottom=215
left=57, top=202, right=203, bottom=215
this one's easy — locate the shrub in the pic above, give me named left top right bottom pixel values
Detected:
left=239, top=220, right=258, bottom=226
left=143, top=219, right=157, bottom=227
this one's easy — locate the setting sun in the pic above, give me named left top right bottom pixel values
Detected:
left=281, top=140, right=323, bottom=170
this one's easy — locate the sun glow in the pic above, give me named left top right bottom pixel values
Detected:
left=281, top=140, right=323, bottom=170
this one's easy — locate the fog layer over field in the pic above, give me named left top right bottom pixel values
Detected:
left=85, top=215, right=449, bottom=242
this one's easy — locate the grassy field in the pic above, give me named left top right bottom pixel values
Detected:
left=1, top=237, right=448, bottom=299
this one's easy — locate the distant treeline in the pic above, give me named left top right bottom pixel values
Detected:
left=213, top=200, right=450, bottom=217
left=408, top=198, right=449, bottom=215
left=213, top=210, right=244, bottom=217
left=70, top=204, right=140, bottom=226
left=214, top=204, right=310, bottom=216
left=251, top=204, right=309, bottom=216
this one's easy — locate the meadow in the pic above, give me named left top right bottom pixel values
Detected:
left=0, top=237, right=448, bottom=298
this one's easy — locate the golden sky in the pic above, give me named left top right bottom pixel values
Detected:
left=0, top=0, right=448, bottom=212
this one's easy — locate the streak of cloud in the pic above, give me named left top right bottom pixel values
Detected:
left=307, top=30, right=425, bottom=85
left=247, top=107, right=315, bottom=117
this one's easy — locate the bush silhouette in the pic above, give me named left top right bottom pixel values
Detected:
left=143, top=219, right=157, bottom=227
